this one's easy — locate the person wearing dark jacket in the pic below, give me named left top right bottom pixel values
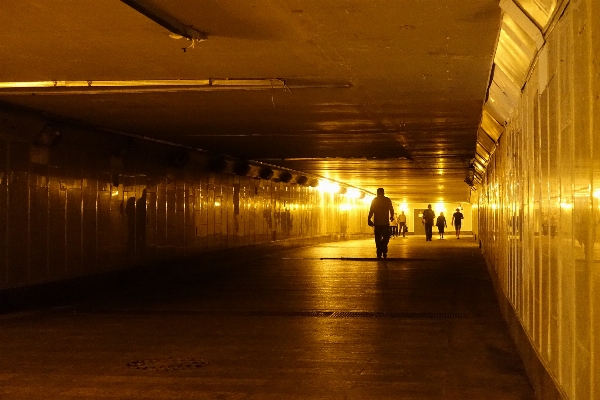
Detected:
left=422, top=204, right=435, bottom=241
left=368, top=188, right=394, bottom=258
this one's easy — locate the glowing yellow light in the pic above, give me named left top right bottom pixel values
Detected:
left=345, top=188, right=362, bottom=198
left=593, top=189, right=600, bottom=198
left=434, top=202, right=446, bottom=215
left=340, top=203, right=352, bottom=211
left=560, top=202, right=573, bottom=210
left=399, top=202, right=408, bottom=212
left=111, top=190, right=119, bottom=196
left=318, top=180, right=341, bottom=193
left=215, top=201, right=221, bottom=207
left=362, top=195, right=375, bottom=205
left=28, top=80, right=207, bottom=88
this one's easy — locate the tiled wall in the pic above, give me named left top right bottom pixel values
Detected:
left=0, top=107, right=371, bottom=290
left=479, top=1, right=599, bottom=398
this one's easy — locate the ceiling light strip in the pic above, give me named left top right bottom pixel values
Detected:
left=0, top=79, right=287, bottom=89
left=0, top=79, right=351, bottom=94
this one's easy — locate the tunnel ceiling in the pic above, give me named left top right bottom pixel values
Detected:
left=0, top=0, right=501, bottom=204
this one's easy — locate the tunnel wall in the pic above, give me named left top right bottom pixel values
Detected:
left=0, top=107, right=371, bottom=292
left=479, top=0, right=599, bottom=398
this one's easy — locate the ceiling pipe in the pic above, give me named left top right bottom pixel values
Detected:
left=120, top=0, right=208, bottom=41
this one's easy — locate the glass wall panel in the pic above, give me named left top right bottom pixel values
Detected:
left=593, top=0, right=600, bottom=394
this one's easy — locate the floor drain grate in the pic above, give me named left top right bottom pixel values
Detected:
left=127, top=357, right=209, bottom=371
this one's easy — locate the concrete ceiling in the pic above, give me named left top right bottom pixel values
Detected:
left=0, top=0, right=501, bottom=204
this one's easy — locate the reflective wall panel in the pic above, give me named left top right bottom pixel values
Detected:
left=479, top=1, right=598, bottom=398
left=0, top=108, right=371, bottom=291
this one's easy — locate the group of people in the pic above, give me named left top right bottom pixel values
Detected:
left=420, top=203, right=463, bottom=241
left=366, top=188, right=465, bottom=258
left=388, top=211, right=407, bottom=238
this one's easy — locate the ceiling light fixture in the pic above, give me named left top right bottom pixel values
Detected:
left=0, top=79, right=291, bottom=94
left=0, top=79, right=351, bottom=95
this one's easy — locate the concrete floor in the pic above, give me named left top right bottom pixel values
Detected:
left=0, top=236, right=535, bottom=399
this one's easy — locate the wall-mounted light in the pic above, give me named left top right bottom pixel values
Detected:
left=345, top=188, right=362, bottom=198
left=258, top=167, right=274, bottom=180
left=339, top=203, right=353, bottom=211
left=318, top=180, right=340, bottom=193
left=296, top=176, right=308, bottom=185
left=233, top=161, right=251, bottom=176
left=362, top=194, right=374, bottom=204
left=278, top=171, right=293, bottom=183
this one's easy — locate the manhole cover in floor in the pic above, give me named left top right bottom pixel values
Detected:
left=127, top=357, right=209, bottom=371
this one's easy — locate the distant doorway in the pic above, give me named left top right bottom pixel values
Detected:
left=413, top=209, right=426, bottom=236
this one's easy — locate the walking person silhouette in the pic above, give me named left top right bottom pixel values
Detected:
left=368, top=188, right=395, bottom=258
left=436, top=212, right=447, bottom=239
left=422, top=204, right=435, bottom=241
left=452, top=208, right=464, bottom=239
